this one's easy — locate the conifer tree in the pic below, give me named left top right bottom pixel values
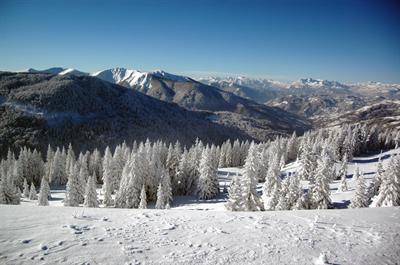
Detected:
left=139, top=184, right=147, bottom=209
left=311, top=155, right=331, bottom=209
left=84, top=175, right=99, bottom=208
left=263, top=152, right=281, bottom=197
left=50, top=148, right=68, bottom=186
left=225, top=173, right=243, bottom=211
left=276, top=178, right=290, bottom=210
left=64, top=164, right=81, bottom=207
left=286, top=132, right=298, bottom=162
left=22, top=178, right=30, bottom=198
left=241, top=143, right=263, bottom=211
left=0, top=175, right=20, bottom=205
left=297, top=140, right=317, bottom=182
left=350, top=172, right=368, bottom=208
left=103, top=173, right=113, bottom=207
left=78, top=162, right=89, bottom=202
left=155, top=168, right=173, bottom=209
left=353, top=165, right=360, bottom=181
left=371, top=155, right=400, bottom=207
left=29, top=183, right=37, bottom=200
left=337, top=153, right=348, bottom=180
left=0, top=179, right=6, bottom=204
left=372, top=154, right=384, bottom=196
left=287, top=174, right=302, bottom=209
left=264, top=184, right=280, bottom=210
left=102, top=147, right=114, bottom=207
left=38, top=176, right=50, bottom=206
left=197, top=148, right=219, bottom=200
left=337, top=172, right=348, bottom=192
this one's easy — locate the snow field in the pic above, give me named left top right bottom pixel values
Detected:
left=0, top=205, right=399, bottom=265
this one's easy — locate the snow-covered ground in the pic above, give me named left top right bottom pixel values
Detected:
left=1, top=205, right=399, bottom=265
left=0, top=149, right=399, bottom=264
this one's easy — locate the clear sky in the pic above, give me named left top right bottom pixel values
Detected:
left=0, top=0, right=399, bottom=82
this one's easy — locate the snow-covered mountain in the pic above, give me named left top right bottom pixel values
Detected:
left=15, top=67, right=400, bottom=136
left=26, top=67, right=88, bottom=77
left=0, top=72, right=258, bottom=153
left=91, top=68, right=191, bottom=88
left=289, top=78, right=350, bottom=91
left=90, top=68, right=311, bottom=139
left=91, top=68, right=151, bottom=88
left=198, top=76, right=289, bottom=90
left=58, top=68, right=88, bottom=77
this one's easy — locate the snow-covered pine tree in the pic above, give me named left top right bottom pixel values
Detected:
left=197, top=148, right=219, bottom=200
left=294, top=190, right=311, bottom=210
left=337, top=172, right=348, bottom=192
left=29, top=183, right=37, bottom=200
left=225, top=173, right=243, bottom=211
left=155, top=168, right=173, bottom=209
left=0, top=178, right=6, bottom=204
left=264, top=183, right=280, bottom=210
left=102, top=172, right=113, bottom=207
left=50, top=147, right=68, bottom=186
left=336, top=153, right=348, bottom=180
left=139, top=184, right=147, bottom=209
left=65, top=144, right=76, bottom=180
left=231, top=139, right=241, bottom=167
left=263, top=152, right=281, bottom=197
left=83, top=174, right=99, bottom=208
left=64, top=164, right=81, bottom=207
left=44, top=144, right=54, bottom=183
left=368, top=153, right=385, bottom=196
left=114, top=157, right=132, bottom=208
left=77, top=159, right=89, bottom=203
left=176, top=148, right=192, bottom=195
left=102, top=147, right=114, bottom=207
left=112, top=144, right=126, bottom=192
left=297, top=138, right=317, bottom=182
left=287, top=174, right=302, bottom=209
left=89, top=148, right=103, bottom=183
left=0, top=172, right=20, bottom=205
left=371, top=154, right=400, bottom=207
left=218, top=143, right=227, bottom=168
left=22, top=178, right=30, bottom=198
left=38, top=176, right=50, bottom=206
left=276, top=178, right=290, bottom=210
left=350, top=172, right=368, bottom=208
left=286, top=132, right=298, bottom=162
left=241, top=143, right=263, bottom=211
left=311, top=154, right=331, bottom=209
left=353, top=165, right=360, bottom=181
left=225, top=141, right=233, bottom=167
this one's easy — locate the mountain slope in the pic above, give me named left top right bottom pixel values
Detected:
left=0, top=72, right=252, bottom=155
left=92, top=68, right=311, bottom=137
left=198, top=76, right=287, bottom=103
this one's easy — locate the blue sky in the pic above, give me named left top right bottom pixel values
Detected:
left=0, top=0, right=399, bottom=82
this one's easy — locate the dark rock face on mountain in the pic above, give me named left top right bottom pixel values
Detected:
left=0, top=72, right=254, bottom=155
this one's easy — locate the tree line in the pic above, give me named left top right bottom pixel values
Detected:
left=0, top=123, right=399, bottom=210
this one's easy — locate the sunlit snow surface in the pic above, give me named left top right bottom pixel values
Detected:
left=0, top=149, right=399, bottom=264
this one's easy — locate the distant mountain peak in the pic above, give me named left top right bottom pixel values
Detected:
left=151, top=70, right=190, bottom=82
left=59, top=68, right=88, bottom=76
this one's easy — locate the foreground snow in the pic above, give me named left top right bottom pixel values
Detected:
left=1, top=149, right=399, bottom=264
left=0, top=205, right=399, bottom=265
